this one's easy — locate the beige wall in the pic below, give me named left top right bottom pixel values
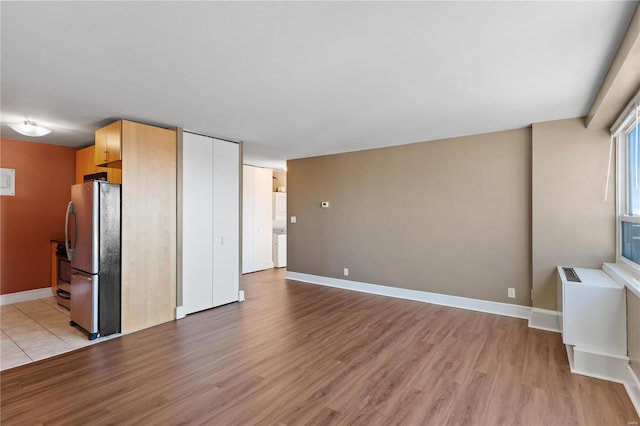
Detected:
left=288, top=128, right=532, bottom=305
left=273, top=169, right=287, bottom=191
left=531, top=118, right=615, bottom=310
left=629, top=290, right=640, bottom=377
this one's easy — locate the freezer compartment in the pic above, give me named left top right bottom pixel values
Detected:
left=70, top=270, right=99, bottom=340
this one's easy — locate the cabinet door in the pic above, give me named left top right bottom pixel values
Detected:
left=212, top=140, right=240, bottom=306
left=76, top=146, right=96, bottom=184
left=77, top=145, right=122, bottom=184
left=274, top=234, right=287, bottom=268
left=95, top=126, right=107, bottom=166
left=95, top=121, right=122, bottom=166
left=106, top=120, right=122, bottom=163
left=181, top=132, right=214, bottom=314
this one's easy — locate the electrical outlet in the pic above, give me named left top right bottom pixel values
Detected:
left=290, top=216, right=296, bottom=223
left=343, top=268, right=349, bottom=276
left=508, top=288, right=516, bottom=298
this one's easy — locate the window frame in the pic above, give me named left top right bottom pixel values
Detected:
left=614, top=91, right=640, bottom=272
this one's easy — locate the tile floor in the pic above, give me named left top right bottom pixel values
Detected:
left=0, top=297, right=118, bottom=371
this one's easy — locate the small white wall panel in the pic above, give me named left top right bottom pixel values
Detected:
left=273, top=233, right=287, bottom=268
left=213, top=140, right=240, bottom=306
left=182, top=132, right=214, bottom=314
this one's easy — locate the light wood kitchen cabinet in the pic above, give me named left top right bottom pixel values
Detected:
left=75, top=146, right=122, bottom=184
left=118, top=120, right=177, bottom=332
left=95, top=120, right=122, bottom=167
left=91, top=119, right=176, bottom=333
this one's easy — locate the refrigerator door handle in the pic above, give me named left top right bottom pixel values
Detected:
left=65, top=201, right=77, bottom=261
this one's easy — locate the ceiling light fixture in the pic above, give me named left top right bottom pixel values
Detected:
left=8, top=120, right=52, bottom=137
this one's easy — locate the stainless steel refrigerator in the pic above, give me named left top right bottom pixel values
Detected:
left=65, top=181, right=121, bottom=340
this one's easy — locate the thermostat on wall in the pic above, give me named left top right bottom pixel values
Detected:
left=321, top=201, right=330, bottom=208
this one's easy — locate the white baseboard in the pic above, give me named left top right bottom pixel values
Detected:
left=624, top=364, right=640, bottom=418
left=284, top=271, right=531, bottom=320
left=566, top=344, right=629, bottom=384
left=0, top=287, right=54, bottom=306
left=175, top=306, right=187, bottom=320
left=528, top=308, right=562, bottom=333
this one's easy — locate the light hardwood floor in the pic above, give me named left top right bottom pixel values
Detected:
left=1, top=268, right=638, bottom=424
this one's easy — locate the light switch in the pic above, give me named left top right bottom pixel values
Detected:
left=290, top=216, right=297, bottom=223
left=321, top=201, right=330, bottom=208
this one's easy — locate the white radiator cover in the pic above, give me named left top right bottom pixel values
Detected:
left=557, top=266, right=628, bottom=383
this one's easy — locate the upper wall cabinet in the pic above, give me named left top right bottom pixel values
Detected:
left=76, top=146, right=122, bottom=184
left=95, top=120, right=123, bottom=167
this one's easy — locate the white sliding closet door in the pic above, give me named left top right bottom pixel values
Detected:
left=182, top=132, right=240, bottom=315
left=242, top=166, right=255, bottom=274
left=242, top=165, right=273, bottom=273
left=182, top=132, right=214, bottom=314
left=212, top=139, right=239, bottom=306
left=252, top=167, right=274, bottom=271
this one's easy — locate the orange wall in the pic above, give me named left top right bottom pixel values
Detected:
left=0, top=138, right=76, bottom=295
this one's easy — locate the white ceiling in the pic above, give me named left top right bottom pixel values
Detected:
left=1, top=1, right=637, bottom=169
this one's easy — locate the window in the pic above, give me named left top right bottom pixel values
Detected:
left=615, top=92, right=640, bottom=267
